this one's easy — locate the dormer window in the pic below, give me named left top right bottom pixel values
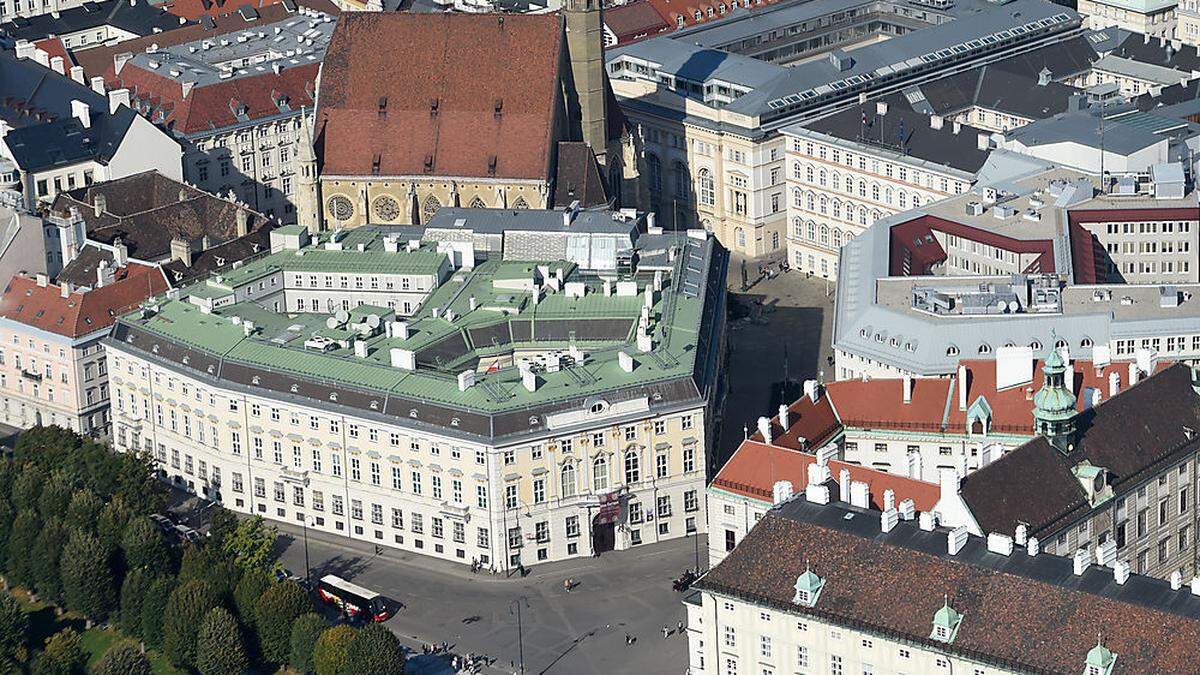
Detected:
left=1085, top=637, right=1117, bottom=675
left=792, top=566, right=824, bottom=607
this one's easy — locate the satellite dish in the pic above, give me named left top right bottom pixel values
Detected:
left=1008, top=300, right=1019, bottom=313
left=325, top=317, right=339, bottom=329
left=366, top=314, right=381, bottom=329
left=335, top=310, right=349, bottom=324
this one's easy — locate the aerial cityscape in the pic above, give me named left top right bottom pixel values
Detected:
left=0, top=0, right=1196, bottom=669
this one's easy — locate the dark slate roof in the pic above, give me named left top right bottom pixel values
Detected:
left=56, top=245, right=115, bottom=288
left=961, top=363, right=1200, bottom=537
left=552, top=141, right=608, bottom=208
left=1110, top=31, right=1200, bottom=74
left=0, top=0, right=186, bottom=42
left=914, top=64, right=1080, bottom=121
left=803, top=95, right=991, bottom=173
left=158, top=226, right=273, bottom=286
left=990, top=34, right=1102, bottom=81
left=0, top=51, right=147, bottom=172
left=48, top=170, right=269, bottom=262
left=698, top=498, right=1200, bottom=674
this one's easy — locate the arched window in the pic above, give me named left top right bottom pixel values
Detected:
left=513, top=196, right=529, bottom=209
left=805, top=165, right=814, bottom=183
left=859, top=208, right=868, bottom=225
left=832, top=200, right=841, bottom=219
left=819, top=224, right=829, bottom=245
left=698, top=169, right=714, bottom=206
left=885, top=187, right=893, bottom=205
left=831, top=173, right=840, bottom=191
left=858, top=181, right=866, bottom=197
left=561, top=463, right=577, bottom=498
left=844, top=176, right=854, bottom=195
left=735, top=227, right=746, bottom=248
left=468, top=196, right=487, bottom=209
left=624, top=451, right=641, bottom=484
left=593, top=456, right=609, bottom=491
left=833, top=229, right=843, bottom=247
left=805, top=192, right=815, bottom=211
left=793, top=161, right=803, bottom=179
left=793, top=188, right=803, bottom=208
left=420, top=194, right=441, bottom=223
left=947, top=344, right=959, bottom=356
left=1055, top=338, right=1068, bottom=349
left=1030, top=340, right=1043, bottom=351
left=647, top=154, right=662, bottom=196
left=806, top=221, right=816, bottom=241
left=872, top=184, right=880, bottom=201
left=792, top=217, right=803, bottom=238
left=978, top=343, right=992, bottom=355
left=818, top=196, right=827, bottom=214
left=673, top=161, right=688, bottom=196
left=818, top=169, right=827, bottom=187
left=899, top=192, right=908, bottom=209
left=1081, top=337, right=1094, bottom=348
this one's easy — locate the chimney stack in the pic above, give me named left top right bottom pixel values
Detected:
left=778, top=403, right=790, bottom=430
left=236, top=208, right=249, bottom=237
left=93, top=193, right=106, bottom=217
left=1109, top=371, right=1120, bottom=397
left=757, top=416, right=772, bottom=445
left=957, top=364, right=968, bottom=411
left=1114, top=560, right=1130, bottom=584
left=170, top=237, right=192, bottom=267
left=114, top=240, right=128, bottom=267
left=70, top=100, right=91, bottom=129
left=903, top=375, right=913, bottom=404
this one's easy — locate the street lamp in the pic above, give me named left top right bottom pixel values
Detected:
left=509, top=596, right=530, bottom=675
left=302, top=515, right=312, bottom=586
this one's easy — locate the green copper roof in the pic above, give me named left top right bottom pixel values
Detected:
left=930, top=597, right=962, bottom=642
left=1086, top=638, right=1116, bottom=672
left=792, top=568, right=825, bottom=606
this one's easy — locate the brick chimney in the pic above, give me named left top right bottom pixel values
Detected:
left=170, top=237, right=192, bottom=267
left=235, top=208, right=248, bottom=237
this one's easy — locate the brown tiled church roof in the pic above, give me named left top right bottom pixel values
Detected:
left=316, top=13, right=563, bottom=181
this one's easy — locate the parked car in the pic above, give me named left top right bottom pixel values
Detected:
left=172, top=524, right=203, bottom=545
left=149, top=514, right=174, bottom=534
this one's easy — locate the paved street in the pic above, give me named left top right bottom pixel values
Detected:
left=717, top=256, right=836, bottom=464
left=274, top=520, right=704, bottom=675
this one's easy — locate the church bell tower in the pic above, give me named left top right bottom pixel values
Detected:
left=563, top=0, right=610, bottom=165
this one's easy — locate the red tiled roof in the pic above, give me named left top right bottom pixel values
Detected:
left=0, top=265, right=167, bottom=338
left=158, top=0, right=286, bottom=21
left=604, top=1, right=671, bottom=45
left=316, top=13, right=562, bottom=180
left=34, top=38, right=75, bottom=69
left=639, top=0, right=788, bottom=37
left=108, top=61, right=317, bottom=134
left=712, top=440, right=941, bottom=512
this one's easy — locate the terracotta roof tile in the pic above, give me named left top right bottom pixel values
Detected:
left=603, top=1, right=671, bottom=45
left=0, top=264, right=166, bottom=338
left=315, top=13, right=561, bottom=180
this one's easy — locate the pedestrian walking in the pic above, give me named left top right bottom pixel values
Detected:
left=677, top=620, right=684, bottom=634
left=662, top=625, right=670, bottom=639
left=564, top=578, right=571, bottom=592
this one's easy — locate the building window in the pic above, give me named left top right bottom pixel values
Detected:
left=624, top=451, right=640, bottom=484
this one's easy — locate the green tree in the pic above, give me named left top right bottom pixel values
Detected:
left=118, top=569, right=157, bottom=639
left=59, top=530, right=115, bottom=622
left=120, top=517, right=171, bottom=576
left=195, top=607, right=248, bottom=675
left=140, top=577, right=176, bottom=649
left=288, top=613, right=327, bottom=674
left=179, top=545, right=239, bottom=604
left=232, top=568, right=271, bottom=628
left=346, top=623, right=404, bottom=674
left=162, top=580, right=218, bottom=668
left=0, top=594, right=28, bottom=665
left=207, top=507, right=238, bottom=550
left=64, top=490, right=102, bottom=533
left=30, top=628, right=84, bottom=675
left=254, top=580, right=312, bottom=665
left=92, top=641, right=152, bottom=675
left=36, top=479, right=72, bottom=521
left=221, top=516, right=277, bottom=572
left=9, top=464, right=45, bottom=513
left=0, top=499, right=15, bottom=571
left=30, top=517, right=67, bottom=602
left=7, top=509, right=41, bottom=587
left=312, top=625, right=356, bottom=675
left=94, top=497, right=132, bottom=554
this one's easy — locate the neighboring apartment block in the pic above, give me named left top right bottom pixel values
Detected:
left=687, top=498, right=1200, bottom=675
left=0, top=0, right=184, bottom=47
left=0, top=259, right=167, bottom=434
left=106, top=208, right=728, bottom=571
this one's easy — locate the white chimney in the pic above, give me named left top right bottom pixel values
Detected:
left=353, top=340, right=368, bottom=358
left=1096, top=539, right=1117, bottom=567
left=69, top=65, right=85, bottom=84
left=618, top=351, right=634, bottom=373
left=947, top=526, right=969, bottom=555
left=883, top=489, right=896, bottom=511
left=457, top=370, right=475, bottom=391
left=919, top=512, right=936, bottom=531
left=875, top=101, right=888, bottom=116
left=772, top=480, right=793, bottom=505
left=522, top=370, right=537, bottom=392
left=1172, top=570, right=1183, bottom=591
left=89, top=76, right=105, bottom=95
left=1015, top=523, right=1028, bottom=546
left=778, top=404, right=790, bottom=430
left=986, top=533, right=1014, bottom=556
left=930, top=115, right=944, bottom=130
left=1114, top=560, right=1130, bottom=584
left=395, top=321, right=409, bottom=340
left=881, top=509, right=899, bottom=532
left=803, top=379, right=820, bottom=403
left=1191, top=576, right=1200, bottom=596
left=903, top=375, right=913, bottom=404
left=1072, top=548, right=1090, bottom=575
left=70, top=100, right=91, bottom=129
left=50, top=55, right=64, bottom=74
left=389, top=348, right=416, bottom=370
left=957, top=365, right=968, bottom=411
left=849, top=481, right=870, bottom=508
left=1129, top=361, right=1140, bottom=386
left=804, top=483, right=830, bottom=504
left=1027, top=536, right=1039, bottom=556
left=977, top=133, right=990, bottom=151
left=807, top=460, right=831, bottom=487
left=898, top=498, right=915, bottom=520
left=107, top=88, right=131, bottom=115
left=1109, top=371, right=1120, bottom=397
left=838, top=469, right=851, bottom=500
left=757, top=416, right=772, bottom=444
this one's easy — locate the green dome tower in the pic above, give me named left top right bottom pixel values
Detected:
left=1033, top=344, right=1078, bottom=454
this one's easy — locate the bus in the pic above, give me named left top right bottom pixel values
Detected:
left=316, top=575, right=390, bottom=622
